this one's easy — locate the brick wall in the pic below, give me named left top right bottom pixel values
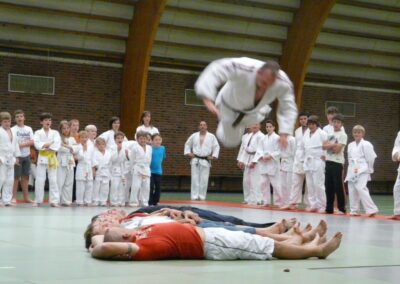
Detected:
left=1, top=56, right=398, bottom=192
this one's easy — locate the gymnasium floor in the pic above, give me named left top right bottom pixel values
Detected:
left=0, top=194, right=399, bottom=284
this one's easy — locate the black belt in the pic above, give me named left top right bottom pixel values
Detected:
left=194, top=155, right=209, bottom=160
left=221, top=96, right=255, bottom=128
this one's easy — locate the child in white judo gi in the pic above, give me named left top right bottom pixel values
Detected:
left=33, top=113, right=61, bottom=207
left=345, top=125, right=378, bottom=216
left=99, top=117, right=126, bottom=151
left=75, top=131, right=95, bottom=206
left=279, top=134, right=296, bottom=208
left=184, top=121, right=220, bottom=201
left=237, top=123, right=264, bottom=205
left=110, top=131, right=129, bottom=206
left=57, top=120, right=78, bottom=206
left=390, top=131, right=400, bottom=220
left=92, top=137, right=112, bottom=206
left=252, top=120, right=281, bottom=206
left=128, top=131, right=152, bottom=206
left=0, top=112, right=20, bottom=206
left=303, top=115, right=328, bottom=213
left=195, top=57, right=297, bottom=148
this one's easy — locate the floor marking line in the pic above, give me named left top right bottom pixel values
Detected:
left=309, top=264, right=400, bottom=270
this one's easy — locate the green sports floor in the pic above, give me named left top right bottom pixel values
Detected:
left=0, top=193, right=399, bottom=284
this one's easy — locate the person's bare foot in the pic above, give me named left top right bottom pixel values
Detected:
left=23, top=199, right=34, bottom=203
left=284, top=218, right=297, bottom=232
left=32, top=203, right=38, bottom=207
left=303, top=220, right=327, bottom=242
left=283, top=222, right=300, bottom=236
left=11, top=198, right=17, bottom=204
left=303, top=223, right=312, bottom=232
left=368, top=212, right=377, bottom=217
left=388, top=215, right=400, bottom=220
left=50, top=203, right=60, bottom=208
left=318, top=232, right=343, bottom=259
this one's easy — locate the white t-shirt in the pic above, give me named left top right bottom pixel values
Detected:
left=11, top=125, right=34, bottom=158
left=326, top=130, right=347, bottom=164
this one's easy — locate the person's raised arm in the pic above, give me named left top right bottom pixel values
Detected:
left=91, top=242, right=139, bottom=260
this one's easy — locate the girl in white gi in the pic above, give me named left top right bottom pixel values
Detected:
left=0, top=112, right=20, bottom=206
left=92, top=137, right=112, bottom=206
left=303, top=116, right=328, bottom=213
left=184, top=121, right=220, bottom=201
left=33, top=113, right=61, bottom=207
left=75, top=131, right=94, bottom=206
left=128, top=131, right=152, bottom=206
left=279, top=134, right=296, bottom=208
left=283, top=112, right=309, bottom=210
left=110, top=131, right=129, bottom=207
left=57, top=121, right=78, bottom=206
left=390, top=131, right=400, bottom=220
left=99, top=117, right=126, bottom=151
left=252, top=120, right=281, bottom=206
left=195, top=57, right=297, bottom=148
left=346, top=125, right=378, bottom=216
left=85, top=125, right=97, bottom=148
left=135, top=111, right=159, bottom=140
left=237, top=123, right=264, bottom=204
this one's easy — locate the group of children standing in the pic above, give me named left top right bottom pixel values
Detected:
left=238, top=106, right=381, bottom=216
left=0, top=110, right=166, bottom=207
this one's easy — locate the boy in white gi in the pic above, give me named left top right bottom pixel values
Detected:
left=252, top=120, right=281, bottom=206
left=237, top=123, right=264, bottom=204
left=122, top=140, right=137, bottom=205
left=75, top=131, right=94, bottom=206
left=195, top=57, right=297, bottom=148
left=303, top=115, right=328, bottom=213
left=0, top=112, right=20, bottom=206
left=279, top=134, right=296, bottom=208
left=128, top=131, right=152, bottom=206
left=33, top=113, right=61, bottom=207
left=57, top=120, right=78, bottom=206
left=92, top=137, right=112, bottom=206
left=283, top=112, right=309, bottom=210
left=390, top=131, right=400, bottom=220
left=323, top=114, right=347, bottom=214
left=346, top=125, right=378, bottom=216
left=110, top=131, right=129, bottom=207
left=11, top=109, right=34, bottom=204
left=184, top=121, right=220, bottom=201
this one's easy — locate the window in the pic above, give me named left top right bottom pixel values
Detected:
left=8, top=73, right=55, bottom=95
left=185, top=89, right=204, bottom=107
left=325, top=101, right=356, bottom=117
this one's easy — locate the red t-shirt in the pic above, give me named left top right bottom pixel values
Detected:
left=133, top=223, right=204, bottom=261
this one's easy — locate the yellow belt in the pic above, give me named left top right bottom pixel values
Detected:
left=39, top=150, right=58, bottom=169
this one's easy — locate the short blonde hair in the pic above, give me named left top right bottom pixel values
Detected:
left=0, top=112, right=11, bottom=122
left=352, top=125, right=365, bottom=135
left=85, top=125, right=97, bottom=131
left=95, top=137, right=106, bottom=145
left=79, top=130, right=88, bottom=138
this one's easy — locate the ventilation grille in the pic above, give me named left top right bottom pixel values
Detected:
left=325, top=101, right=356, bottom=117
left=185, top=89, right=204, bottom=106
left=8, top=73, right=55, bottom=95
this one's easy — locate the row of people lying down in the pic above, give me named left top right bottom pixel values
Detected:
left=0, top=111, right=165, bottom=207
left=85, top=207, right=342, bottom=261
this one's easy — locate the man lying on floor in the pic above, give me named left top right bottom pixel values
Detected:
left=88, top=220, right=342, bottom=261
left=84, top=208, right=295, bottom=250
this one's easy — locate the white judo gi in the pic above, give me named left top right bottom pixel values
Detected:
left=253, top=132, right=281, bottom=206
left=184, top=131, right=220, bottom=200
left=75, top=143, right=95, bottom=205
left=33, top=128, right=61, bottom=205
left=287, top=127, right=309, bottom=207
left=237, top=131, right=265, bottom=204
left=99, top=130, right=127, bottom=151
left=92, top=149, right=112, bottom=206
left=195, top=57, right=297, bottom=147
left=391, top=132, right=400, bottom=216
left=135, top=125, right=159, bottom=140
left=279, top=135, right=296, bottom=207
left=129, top=143, right=152, bottom=206
left=0, top=127, right=21, bottom=205
left=345, top=139, right=378, bottom=215
left=110, top=146, right=128, bottom=206
left=57, top=137, right=78, bottom=205
left=122, top=140, right=137, bottom=204
left=303, top=128, right=327, bottom=211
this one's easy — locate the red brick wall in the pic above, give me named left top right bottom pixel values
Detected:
left=0, top=56, right=121, bottom=132
left=1, top=56, right=398, bottom=192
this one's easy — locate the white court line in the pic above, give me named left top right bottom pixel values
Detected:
left=0, top=266, right=16, bottom=269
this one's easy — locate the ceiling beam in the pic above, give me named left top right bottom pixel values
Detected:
left=280, top=0, right=336, bottom=108
left=329, top=13, right=400, bottom=28
left=204, top=0, right=297, bottom=13
left=120, top=0, right=166, bottom=139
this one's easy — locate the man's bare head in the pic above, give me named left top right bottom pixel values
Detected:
left=256, top=61, right=280, bottom=90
